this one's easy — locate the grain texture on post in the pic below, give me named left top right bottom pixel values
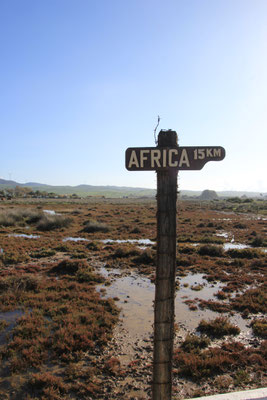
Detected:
left=153, top=130, right=178, bottom=400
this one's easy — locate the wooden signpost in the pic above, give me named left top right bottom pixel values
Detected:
left=125, top=130, right=225, bottom=400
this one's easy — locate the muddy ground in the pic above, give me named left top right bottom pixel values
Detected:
left=0, top=197, right=266, bottom=399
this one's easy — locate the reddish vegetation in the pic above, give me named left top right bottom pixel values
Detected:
left=0, top=197, right=266, bottom=398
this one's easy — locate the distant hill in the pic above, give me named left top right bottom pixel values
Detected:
left=0, top=179, right=156, bottom=198
left=0, top=178, right=266, bottom=199
left=199, top=190, right=219, bottom=200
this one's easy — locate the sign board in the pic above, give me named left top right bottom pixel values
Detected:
left=125, top=146, right=225, bottom=171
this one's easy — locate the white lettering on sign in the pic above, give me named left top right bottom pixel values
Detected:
left=151, top=149, right=161, bottom=167
left=194, top=148, right=222, bottom=159
left=162, top=149, right=167, bottom=167
left=128, top=150, right=139, bottom=168
left=169, top=149, right=178, bottom=167
left=213, top=148, right=221, bottom=157
left=179, top=149, right=190, bottom=167
left=128, top=149, right=181, bottom=169
left=140, top=150, right=150, bottom=168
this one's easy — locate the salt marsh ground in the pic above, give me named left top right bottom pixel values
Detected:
left=0, top=197, right=266, bottom=399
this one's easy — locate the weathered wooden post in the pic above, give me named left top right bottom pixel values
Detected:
left=153, top=130, right=178, bottom=400
left=125, top=130, right=225, bottom=400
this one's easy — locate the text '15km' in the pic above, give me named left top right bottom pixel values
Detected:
left=125, top=146, right=226, bottom=171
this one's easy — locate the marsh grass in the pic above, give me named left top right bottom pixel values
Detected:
left=133, top=249, right=154, bottom=265
left=232, top=286, right=267, bottom=314
left=0, top=198, right=266, bottom=397
left=0, top=319, right=8, bottom=331
left=198, top=245, right=224, bottom=257
left=0, top=275, right=40, bottom=293
left=174, top=340, right=267, bottom=381
left=0, top=208, right=42, bottom=227
left=82, top=219, right=111, bottom=233
left=226, top=248, right=261, bottom=259
left=0, top=208, right=72, bottom=232
left=250, top=319, right=267, bottom=338
left=0, top=258, right=119, bottom=386
left=180, top=334, right=210, bottom=353
left=36, top=215, right=72, bottom=231
left=197, top=317, right=240, bottom=338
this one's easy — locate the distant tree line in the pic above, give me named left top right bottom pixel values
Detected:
left=0, top=186, right=80, bottom=200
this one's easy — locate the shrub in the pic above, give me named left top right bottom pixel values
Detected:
left=0, top=275, right=40, bottom=293
left=104, top=357, right=121, bottom=375
left=250, top=319, right=267, bottom=338
left=29, top=372, right=67, bottom=396
left=0, top=320, right=8, bottom=331
left=133, top=249, right=154, bottom=265
left=49, top=259, right=85, bottom=276
left=215, top=290, right=228, bottom=300
left=31, top=249, right=56, bottom=258
left=233, top=223, right=247, bottom=229
left=0, top=208, right=43, bottom=227
left=180, top=334, right=210, bottom=353
left=111, top=247, right=139, bottom=259
left=178, top=246, right=196, bottom=254
left=232, top=286, right=267, bottom=314
left=86, top=241, right=100, bottom=251
left=36, top=215, right=72, bottom=231
left=76, top=269, right=104, bottom=283
left=174, top=348, right=235, bottom=379
left=198, top=245, right=224, bottom=257
left=82, top=220, right=110, bottom=233
left=226, top=248, right=260, bottom=259
left=234, top=369, right=250, bottom=386
left=130, top=227, right=141, bottom=234
left=250, top=236, right=266, bottom=247
left=197, top=317, right=240, bottom=338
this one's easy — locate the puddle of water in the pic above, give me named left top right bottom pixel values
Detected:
left=8, top=234, right=40, bottom=239
left=216, top=231, right=229, bottom=238
left=63, top=237, right=89, bottom=242
left=97, top=268, right=229, bottom=340
left=101, top=239, right=155, bottom=246
left=43, top=210, right=55, bottom=215
left=179, top=273, right=221, bottom=301
left=192, top=241, right=266, bottom=252
left=43, top=209, right=61, bottom=216
left=223, top=243, right=251, bottom=250
left=61, top=238, right=156, bottom=246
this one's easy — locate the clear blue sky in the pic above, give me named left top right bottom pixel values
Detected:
left=1, top=0, right=266, bottom=192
